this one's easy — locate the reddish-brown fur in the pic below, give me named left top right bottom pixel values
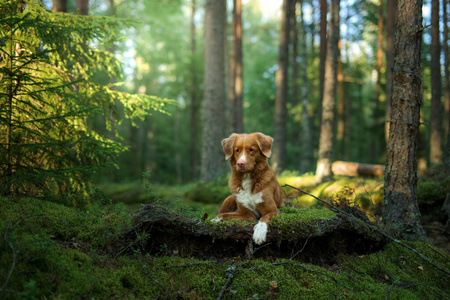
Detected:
left=213, top=133, right=283, bottom=243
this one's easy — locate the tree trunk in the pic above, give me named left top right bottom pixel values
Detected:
left=315, top=0, right=340, bottom=183
left=336, top=39, right=344, bottom=159
left=445, top=0, right=450, bottom=143
left=370, top=0, right=384, bottom=162
left=229, top=0, right=244, bottom=134
left=430, top=0, right=443, bottom=165
left=444, top=0, right=450, bottom=171
left=5, top=24, right=14, bottom=196
left=385, top=0, right=397, bottom=143
left=201, top=0, right=227, bottom=182
left=51, top=0, right=67, bottom=12
left=318, top=0, right=327, bottom=125
left=299, top=0, right=312, bottom=173
left=273, top=0, right=291, bottom=171
left=189, top=0, right=201, bottom=180
left=292, top=0, right=299, bottom=149
left=76, top=0, right=88, bottom=15
left=382, top=0, right=427, bottom=242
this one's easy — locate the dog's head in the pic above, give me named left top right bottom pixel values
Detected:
left=222, top=132, right=273, bottom=172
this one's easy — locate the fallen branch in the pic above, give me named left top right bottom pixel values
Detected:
left=331, top=160, right=385, bottom=177
left=139, top=258, right=173, bottom=300
left=282, top=184, right=450, bottom=276
left=1, top=223, right=16, bottom=293
left=216, top=263, right=237, bottom=300
left=1, top=214, right=44, bottom=294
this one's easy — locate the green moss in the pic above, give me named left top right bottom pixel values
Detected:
left=1, top=196, right=449, bottom=299
left=417, top=177, right=450, bottom=205
left=183, top=178, right=230, bottom=205
left=0, top=197, right=131, bottom=251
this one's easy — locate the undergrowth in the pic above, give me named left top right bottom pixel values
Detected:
left=1, top=194, right=449, bottom=299
left=1, top=171, right=448, bottom=298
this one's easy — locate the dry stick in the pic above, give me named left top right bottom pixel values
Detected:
left=1, top=214, right=44, bottom=293
left=282, top=184, right=450, bottom=276
left=1, top=224, right=16, bottom=293
left=289, top=234, right=312, bottom=261
left=140, top=261, right=173, bottom=300
left=216, top=263, right=236, bottom=300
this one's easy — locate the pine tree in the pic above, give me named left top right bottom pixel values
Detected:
left=383, top=0, right=426, bottom=241
left=315, top=0, right=340, bottom=183
left=201, top=0, right=227, bottom=182
left=0, top=1, right=170, bottom=204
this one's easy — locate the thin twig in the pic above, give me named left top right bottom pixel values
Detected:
left=1, top=214, right=44, bottom=294
left=418, top=24, right=431, bottom=32
left=289, top=234, right=312, bottom=261
left=253, top=242, right=272, bottom=254
left=1, top=224, right=16, bottom=293
left=281, top=184, right=450, bottom=276
left=216, top=263, right=237, bottom=300
left=139, top=260, right=173, bottom=300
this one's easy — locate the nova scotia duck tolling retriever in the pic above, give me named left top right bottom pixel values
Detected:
left=212, top=132, right=283, bottom=244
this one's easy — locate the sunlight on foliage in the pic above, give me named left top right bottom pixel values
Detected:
left=0, top=1, right=170, bottom=205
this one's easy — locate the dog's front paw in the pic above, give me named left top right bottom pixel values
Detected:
left=211, top=216, right=222, bottom=222
left=252, top=222, right=268, bottom=245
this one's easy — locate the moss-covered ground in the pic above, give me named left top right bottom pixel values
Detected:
left=1, top=192, right=449, bottom=299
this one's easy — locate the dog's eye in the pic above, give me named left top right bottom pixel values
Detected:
left=235, top=149, right=240, bottom=153
left=249, top=148, right=254, bottom=153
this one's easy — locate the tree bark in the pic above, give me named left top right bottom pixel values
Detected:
left=318, top=0, right=327, bottom=125
left=76, top=0, right=88, bottom=15
left=299, top=0, right=312, bottom=173
left=336, top=39, right=344, bottom=159
left=51, top=0, right=67, bottom=12
left=201, top=0, right=227, bottom=182
left=273, top=0, right=291, bottom=171
left=316, top=0, right=340, bottom=183
left=382, top=0, right=427, bottom=242
left=385, top=0, right=397, bottom=143
left=292, top=0, right=300, bottom=148
left=189, top=0, right=201, bottom=180
left=430, top=0, right=443, bottom=165
left=370, top=0, right=384, bottom=162
left=445, top=0, right=450, bottom=144
left=229, top=0, right=244, bottom=134
left=444, top=0, right=450, bottom=171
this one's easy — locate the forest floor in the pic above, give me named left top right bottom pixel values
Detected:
left=103, top=170, right=450, bottom=254
left=1, top=170, right=449, bottom=299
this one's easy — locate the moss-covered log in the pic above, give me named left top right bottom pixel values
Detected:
left=129, top=205, right=387, bottom=264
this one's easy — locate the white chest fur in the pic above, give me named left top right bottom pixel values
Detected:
left=235, top=174, right=263, bottom=216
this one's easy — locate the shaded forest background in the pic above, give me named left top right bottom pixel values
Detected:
left=42, top=0, right=448, bottom=186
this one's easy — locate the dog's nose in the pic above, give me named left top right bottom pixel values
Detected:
left=237, top=160, right=246, bottom=167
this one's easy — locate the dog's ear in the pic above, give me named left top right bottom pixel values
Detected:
left=255, top=133, right=273, bottom=158
left=222, top=134, right=237, bottom=160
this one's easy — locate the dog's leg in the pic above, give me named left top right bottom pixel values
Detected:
left=218, top=195, right=237, bottom=214
left=211, top=203, right=257, bottom=222
left=253, top=201, right=279, bottom=245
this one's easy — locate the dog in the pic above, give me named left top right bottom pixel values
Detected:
left=211, top=132, right=283, bottom=245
